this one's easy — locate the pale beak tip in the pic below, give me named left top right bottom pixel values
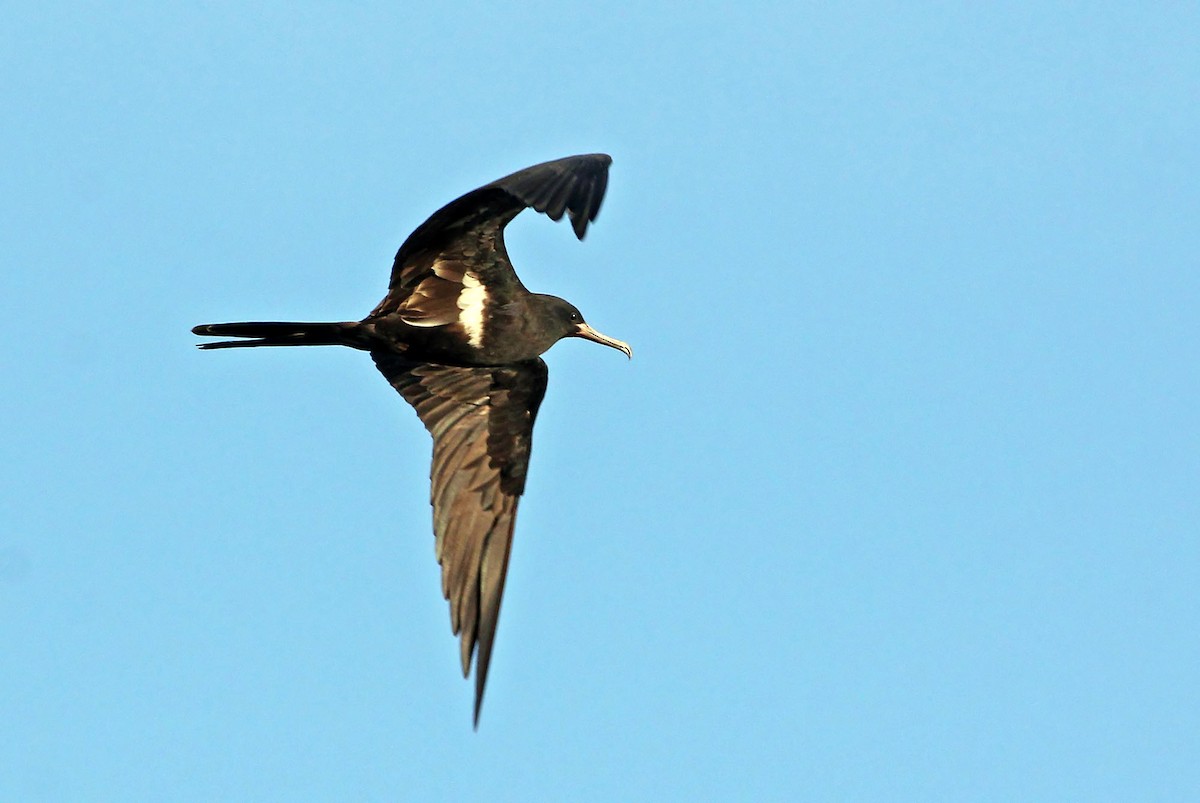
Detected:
left=573, top=322, right=633, bottom=360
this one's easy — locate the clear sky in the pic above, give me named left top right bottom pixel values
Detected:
left=2, top=3, right=1197, bottom=800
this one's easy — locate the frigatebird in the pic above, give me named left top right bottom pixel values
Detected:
left=193, top=154, right=630, bottom=726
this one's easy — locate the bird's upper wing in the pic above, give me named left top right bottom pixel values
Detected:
left=371, top=154, right=611, bottom=319
left=372, top=352, right=549, bottom=726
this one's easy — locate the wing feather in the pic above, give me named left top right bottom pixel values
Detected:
left=372, top=353, right=549, bottom=726
left=372, top=155, right=612, bottom=317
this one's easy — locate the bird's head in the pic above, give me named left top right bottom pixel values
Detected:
left=532, top=294, right=632, bottom=359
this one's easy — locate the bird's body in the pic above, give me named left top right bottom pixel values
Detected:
left=193, top=154, right=629, bottom=725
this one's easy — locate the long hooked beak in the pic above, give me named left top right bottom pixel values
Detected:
left=572, top=322, right=633, bottom=359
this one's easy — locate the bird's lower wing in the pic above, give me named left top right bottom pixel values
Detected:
left=372, top=353, right=549, bottom=726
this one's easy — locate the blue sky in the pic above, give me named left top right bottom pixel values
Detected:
left=2, top=2, right=1197, bottom=800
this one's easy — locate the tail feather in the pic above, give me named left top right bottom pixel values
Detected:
left=192, top=321, right=364, bottom=350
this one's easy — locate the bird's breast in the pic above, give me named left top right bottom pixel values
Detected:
left=364, top=311, right=548, bottom=366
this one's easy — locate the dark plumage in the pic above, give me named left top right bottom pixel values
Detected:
left=193, top=154, right=630, bottom=726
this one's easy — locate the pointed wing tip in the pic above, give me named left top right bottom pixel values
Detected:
left=473, top=671, right=487, bottom=729
left=497, top=152, right=613, bottom=241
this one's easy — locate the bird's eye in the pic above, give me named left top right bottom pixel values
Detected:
left=570, top=312, right=580, bottom=322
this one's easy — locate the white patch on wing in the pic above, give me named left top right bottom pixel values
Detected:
left=458, top=271, right=487, bottom=348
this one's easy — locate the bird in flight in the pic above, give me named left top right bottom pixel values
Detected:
left=193, top=154, right=630, bottom=726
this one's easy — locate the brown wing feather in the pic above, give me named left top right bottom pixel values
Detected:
left=371, top=154, right=611, bottom=317
left=372, top=353, right=549, bottom=726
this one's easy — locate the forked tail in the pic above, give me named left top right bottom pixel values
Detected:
left=191, top=321, right=366, bottom=350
